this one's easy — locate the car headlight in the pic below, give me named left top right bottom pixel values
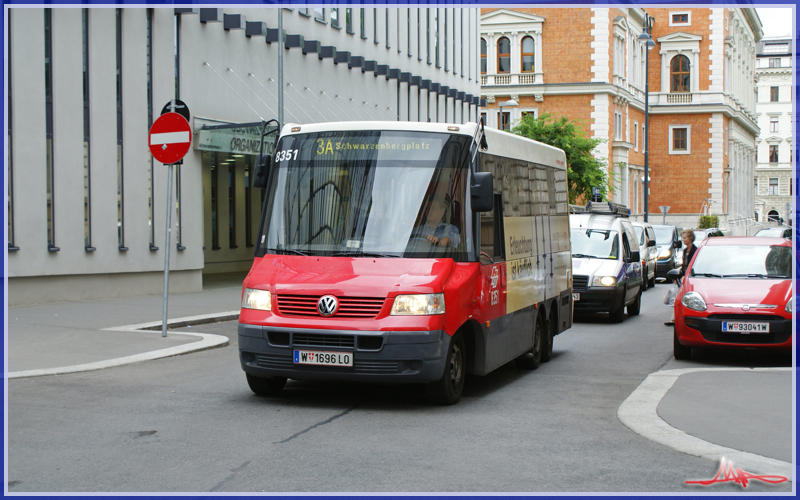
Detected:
left=242, top=288, right=272, bottom=311
left=786, top=297, right=793, bottom=313
left=681, top=291, right=707, bottom=312
left=658, top=248, right=673, bottom=259
left=592, top=276, right=617, bottom=287
left=391, top=293, right=445, bottom=315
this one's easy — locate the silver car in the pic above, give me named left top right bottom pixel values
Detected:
left=632, top=222, right=657, bottom=289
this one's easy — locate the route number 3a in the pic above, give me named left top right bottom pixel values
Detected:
left=490, top=290, right=499, bottom=306
left=276, top=149, right=298, bottom=162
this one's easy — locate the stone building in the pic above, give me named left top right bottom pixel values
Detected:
left=754, top=36, right=793, bottom=226
left=6, top=7, right=481, bottom=305
left=480, top=7, right=762, bottom=230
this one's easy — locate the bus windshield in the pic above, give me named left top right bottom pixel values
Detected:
left=570, top=228, right=619, bottom=260
left=256, top=130, right=471, bottom=260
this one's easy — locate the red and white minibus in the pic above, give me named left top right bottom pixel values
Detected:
left=239, top=121, right=572, bottom=404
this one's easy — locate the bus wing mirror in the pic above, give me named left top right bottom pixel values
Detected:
left=471, top=172, right=493, bottom=212
left=253, top=154, right=272, bottom=189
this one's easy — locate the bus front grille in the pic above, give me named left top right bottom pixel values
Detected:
left=277, top=295, right=386, bottom=318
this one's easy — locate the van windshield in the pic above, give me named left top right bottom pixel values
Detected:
left=256, top=130, right=471, bottom=260
left=570, top=228, right=619, bottom=260
left=653, top=226, right=674, bottom=245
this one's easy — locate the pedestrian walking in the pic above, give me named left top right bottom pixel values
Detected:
left=664, top=229, right=697, bottom=326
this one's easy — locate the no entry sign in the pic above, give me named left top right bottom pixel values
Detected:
left=149, top=112, right=192, bottom=164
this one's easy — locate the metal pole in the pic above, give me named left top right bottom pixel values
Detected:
left=161, top=164, right=173, bottom=337
left=278, top=10, right=284, bottom=127
left=643, top=14, right=650, bottom=223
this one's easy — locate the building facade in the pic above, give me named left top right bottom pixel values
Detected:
left=6, top=7, right=481, bottom=305
left=754, top=36, right=793, bottom=226
left=480, top=8, right=762, bottom=230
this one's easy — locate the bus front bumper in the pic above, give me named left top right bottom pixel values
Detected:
left=238, top=324, right=449, bottom=383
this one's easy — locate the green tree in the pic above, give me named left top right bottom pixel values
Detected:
left=512, top=113, right=611, bottom=204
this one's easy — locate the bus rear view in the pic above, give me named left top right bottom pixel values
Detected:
left=239, top=121, right=572, bottom=404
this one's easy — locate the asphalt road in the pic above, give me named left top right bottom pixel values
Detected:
left=6, top=285, right=792, bottom=493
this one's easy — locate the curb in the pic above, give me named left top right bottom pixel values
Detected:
left=618, top=367, right=793, bottom=480
left=7, top=312, right=238, bottom=380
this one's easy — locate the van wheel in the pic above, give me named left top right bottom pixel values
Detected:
left=609, top=296, right=625, bottom=323
left=648, top=273, right=656, bottom=288
left=515, top=314, right=543, bottom=370
left=541, top=313, right=555, bottom=362
left=427, top=332, right=465, bottom=405
left=673, top=329, right=692, bottom=360
left=246, top=373, right=287, bottom=396
left=641, top=270, right=648, bottom=291
left=627, top=289, right=642, bottom=316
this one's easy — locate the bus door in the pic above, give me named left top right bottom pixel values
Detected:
left=534, top=167, right=552, bottom=300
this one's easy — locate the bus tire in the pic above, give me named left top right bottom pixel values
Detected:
left=541, top=312, right=555, bottom=362
left=246, top=373, right=287, bottom=396
left=426, top=332, right=465, bottom=405
left=515, top=314, right=543, bottom=370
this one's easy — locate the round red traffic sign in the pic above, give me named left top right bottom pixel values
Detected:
left=149, top=112, right=192, bottom=164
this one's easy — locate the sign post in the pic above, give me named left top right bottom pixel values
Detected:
left=149, top=103, right=192, bottom=337
left=659, top=205, right=670, bottom=226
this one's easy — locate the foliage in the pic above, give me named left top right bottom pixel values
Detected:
left=512, top=113, right=611, bottom=204
left=698, top=215, right=719, bottom=229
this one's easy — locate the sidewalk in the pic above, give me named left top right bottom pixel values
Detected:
left=5, top=274, right=794, bottom=482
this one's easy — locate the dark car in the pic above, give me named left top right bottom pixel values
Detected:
left=651, top=224, right=681, bottom=280
left=671, top=236, right=793, bottom=359
left=755, top=226, right=792, bottom=238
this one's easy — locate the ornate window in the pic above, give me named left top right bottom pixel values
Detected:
left=497, top=37, right=510, bottom=73
left=480, top=38, right=487, bottom=74
left=670, top=55, right=690, bottom=92
left=521, top=36, right=534, bottom=72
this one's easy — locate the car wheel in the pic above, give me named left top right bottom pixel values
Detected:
left=246, top=373, right=287, bottom=396
left=541, top=313, right=555, bottom=362
left=673, top=328, right=691, bottom=360
left=648, top=273, right=656, bottom=288
left=427, top=332, right=466, bottom=405
left=515, top=314, right=543, bottom=370
left=627, top=289, right=642, bottom=316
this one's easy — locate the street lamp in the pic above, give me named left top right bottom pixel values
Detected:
left=498, top=99, right=518, bottom=131
left=638, top=13, right=655, bottom=222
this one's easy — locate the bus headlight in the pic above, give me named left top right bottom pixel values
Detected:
left=242, top=288, right=272, bottom=311
left=681, top=292, right=707, bottom=312
left=592, top=276, right=616, bottom=287
left=786, top=297, right=793, bottom=313
left=391, top=293, right=445, bottom=315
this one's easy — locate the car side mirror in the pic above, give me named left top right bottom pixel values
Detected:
left=629, top=250, right=640, bottom=263
left=673, top=240, right=682, bottom=249
left=253, top=154, right=272, bottom=189
left=667, top=269, right=681, bottom=280
left=648, top=239, right=656, bottom=247
left=471, top=172, right=493, bottom=212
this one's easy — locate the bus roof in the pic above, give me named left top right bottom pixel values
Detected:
left=280, top=121, right=567, bottom=172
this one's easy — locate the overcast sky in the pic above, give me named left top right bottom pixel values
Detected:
left=756, top=8, right=794, bottom=38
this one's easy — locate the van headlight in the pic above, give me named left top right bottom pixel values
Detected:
left=786, top=297, right=793, bottom=313
left=391, top=293, right=445, bottom=315
left=659, top=248, right=673, bottom=259
left=681, top=291, right=707, bottom=312
left=242, top=288, right=272, bottom=311
left=592, top=276, right=617, bottom=287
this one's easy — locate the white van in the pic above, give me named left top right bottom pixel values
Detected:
left=569, top=202, right=644, bottom=322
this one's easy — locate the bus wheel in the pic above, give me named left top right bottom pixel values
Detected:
left=427, top=332, right=465, bottom=405
left=515, top=314, right=542, bottom=370
left=246, top=373, right=287, bottom=396
left=541, top=313, right=555, bottom=363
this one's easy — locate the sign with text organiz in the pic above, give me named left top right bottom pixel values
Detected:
left=196, top=122, right=277, bottom=155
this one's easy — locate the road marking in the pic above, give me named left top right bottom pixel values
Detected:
left=618, top=367, right=793, bottom=480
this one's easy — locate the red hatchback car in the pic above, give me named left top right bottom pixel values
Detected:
left=670, top=236, right=793, bottom=359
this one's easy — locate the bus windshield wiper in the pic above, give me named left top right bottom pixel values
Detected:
left=267, top=247, right=310, bottom=256
left=331, top=251, right=399, bottom=258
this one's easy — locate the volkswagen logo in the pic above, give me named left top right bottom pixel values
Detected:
left=317, top=295, right=339, bottom=316
left=741, top=304, right=750, bottom=311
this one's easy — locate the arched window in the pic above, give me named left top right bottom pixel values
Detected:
left=521, top=36, right=535, bottom=72
left=481, top=38, right=487, bottom=74
left=670, top=55, right=691, bottom=92
left=497, top=37, right=510, bottom=73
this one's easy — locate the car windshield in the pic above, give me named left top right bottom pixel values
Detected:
left=653, top=226, right=674, bottom=245
left=570, top=228, right=619, bottom=260
left=256, top=130, right=471, bottom=260
left=755, top=228, right=787, bottom=237
left=690, top=245, right=792, bottom=278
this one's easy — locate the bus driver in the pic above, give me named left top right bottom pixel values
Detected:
left=410, top=197, right=460, bottom=248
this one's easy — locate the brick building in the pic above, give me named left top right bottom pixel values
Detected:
left=480, top=8, right=762, bottom=230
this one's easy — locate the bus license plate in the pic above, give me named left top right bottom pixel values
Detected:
left=721, top=321, right=769, bottom=333
left=572, top=293, right=580, bottom=301
left=293, top=350, right=353, bottom=367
